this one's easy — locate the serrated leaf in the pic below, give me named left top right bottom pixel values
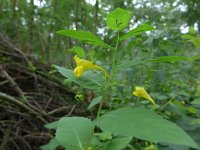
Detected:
left=94, top=107, right=199, bottom=149
left=120, top=24, right=154, bottom=40
left=147, top=56, right=188, bottom=62
left=54, top=65, right=105, bottom=90
left=104, top=136, right=132, bottom=150
left=106, top=8, right=130, bottom=31
left=57, top=30, right=113, bottom=49
left=68, top=46, right=86, bottom=58
left=56, top=117, right=94, bottom=150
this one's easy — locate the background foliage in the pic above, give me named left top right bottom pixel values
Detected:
left=0, top=0, right=200, bottom=149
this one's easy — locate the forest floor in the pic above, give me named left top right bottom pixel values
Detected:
left=0, top=33, right=91, bottom=150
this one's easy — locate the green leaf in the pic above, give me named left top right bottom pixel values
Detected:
left=55, top=117, right=94, bottom=150
left=192, top=37, right=200, bottom=48
left=190, top=54, right=200, bottom=61
left=68, top=46, right=86, bottom=58
left=45, top=121, right=59, bottom=129
left=120, top=24, right=154, bottom=40
left=94, top=107, right=199, bottom=149
left=182, top=34, right=200, bottom=48
left=106, top=8, right=130, bottom=31
left=188, top=107, right=198, bottom=114
left=191, top=98, right=200, bottom=105
left=95, top=132, right=112, bottom=141
left=40, top=138, right=60, bottom=150
left=54, top=65, right=105, bottom=90
left=189, top=26, right=196, bottom=34
left=115, top=60, right=143, bottom=71
left=104, top=136, right=132, bottom=150
left=57, top=30, right=113, bottom=49
left=88, top=96, right=103, bottom=110
left=190, top=119, right=200, bottom=125
left=147, top=56, right=188, bottom=63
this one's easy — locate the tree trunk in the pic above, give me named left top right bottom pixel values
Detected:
left=74, top=0, right=79, bottom=30
left=94, top=0, right=99, bottom=33
left=28, top=0, right=34, bottom=42
left=12, top=0, right=16, bottom=19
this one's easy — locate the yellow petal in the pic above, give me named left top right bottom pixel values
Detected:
left=74, top=55, right=94, bottom=69
left=133, top=86, right=155, bottom=105
left=74, top=55, right=81, bottom=65
left=73, top=55, right=107, bottom=77
left=74, top=66, right=84, bottom=77
left=82, top=59, right=95, bottom=70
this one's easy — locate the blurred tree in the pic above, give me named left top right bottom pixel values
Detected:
left=0, top=0, right=199, bottom=62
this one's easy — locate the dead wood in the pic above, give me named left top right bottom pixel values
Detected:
left=0, top=33, right=90, bottom=150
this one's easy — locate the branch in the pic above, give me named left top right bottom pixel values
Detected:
left=0, top=66, right=26, bottom=101
left=0, top=92, right=47, bottom=123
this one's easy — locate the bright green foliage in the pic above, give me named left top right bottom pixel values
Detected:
left=115, top=60, right=143, bottom=71
left=88, top=96, right=103, bottom=110
left=104, top=136, right=132, bottom=150
left=44, top=121, right=58, bottom=129
left=40, top=138, right=60, bottom=150
left=56, top=30, right=112, bottom=49
left=68, top=46, right=86, bottom=58
left=54, top=65, right=104, bottom=90
left=182, top=34, right=200, bottom=48
left=144, top=144, right=158, bottom=150
left=1, top=1, right=200, bottom=149
left=50, top=7, right=200, bottom=150
left=106, top=8, right=130, bottom=31
left=191, top=98, right=200, bottom=105
left=115, top=53, right=188, bottom=74
left=190, top=54, right=200, bottom=61
left=55, top=117, right=94, bottom=150
left=147, top=56, right=189, bottom=63
left=190, top=119, right=200, bottom=125
left=119, top=24, right=155, bottom=40
left=95, top=132, right=113, bottom=141
left=94, top=107, right=199, bottom=149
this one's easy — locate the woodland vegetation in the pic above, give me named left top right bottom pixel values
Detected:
left=0, top=0, right=200, bottom=150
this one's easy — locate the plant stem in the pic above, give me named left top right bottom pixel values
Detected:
left=110, top=31, right=119, bottom=77
left=97, top=101, right=103, bottom=118
left=97, top=31, right=120, bottom=118
left=157, top=98, right=173, bottom=112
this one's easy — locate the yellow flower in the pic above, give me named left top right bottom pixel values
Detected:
left=133, top=86, right=155, bottom=105
left=73, top=55, right=106, bottom=77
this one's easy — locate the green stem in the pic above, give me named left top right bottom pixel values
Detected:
left=110, top=31, right=119, bottom=77
left=97, top=101, right=103, bottom=118
left=157, top=98, right=173, bottom=112
left=97, top=31, right=120, bottom=118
